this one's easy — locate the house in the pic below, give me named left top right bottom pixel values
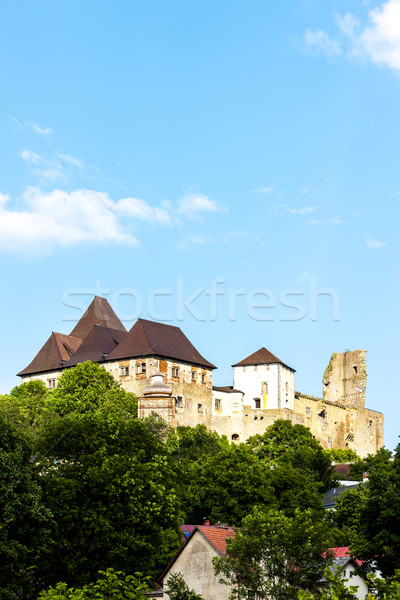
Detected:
left=17, top=295, right=384, bottom=456
left=160, top=522, right=235, bottom=600
left=323, top=548, right=369, bottom=600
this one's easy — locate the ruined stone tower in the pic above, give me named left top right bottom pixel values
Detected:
left=322, top=350, right=367, bottom=409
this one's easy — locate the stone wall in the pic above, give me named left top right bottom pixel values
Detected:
left=323, top=350, right=367, bottom=409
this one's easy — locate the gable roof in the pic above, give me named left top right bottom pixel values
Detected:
left=63, top=325, right=127, bottom=368
left=159, top=525, right=235, bottom=583
left=17, top=332, right=83, bottom=376
left=323, top=484, right=360, bottom=509
left=232, top=346, right=295, bottom=371
left=197, top=525, right=235, bottom=556
left=328, top=547, right=363, bottom=567
left=107, top=318, right=216, bottom=369
left=69, top=296, right=126, bottom=339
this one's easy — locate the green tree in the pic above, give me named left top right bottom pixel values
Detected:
left=0, top=415, right=53, bottom=600
left=46, top=361, right=137, bottom=416
left=247, top=419, right=336, bottom=492
left=165, top=572, right=204, bottom=600
left=325, top=448, right=359, bottom=463
left=184, top=444, right=275, bottom=526
left=38, top=569, right=151, bottom=599
left=166, top=424, right=229, bottom=463
left=298, top=566, right=360, bottom=600
left=35, top=409, right=182, bottom=587
left=142, top=411, right=173, bottom=442
left=346, top=445, right=400, bottom=578
left=214, top=506, right=333, bottom=600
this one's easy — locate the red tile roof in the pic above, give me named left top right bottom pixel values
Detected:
left=197, top=525, right=236, bottom=556
left=232, top=346, right=294, bottom=371
left=107, top=318, right=216, bottom=369
left=328, top=547, right=363, bottom=567
left=17, top=332, right=83, bottom=376
left=64, top=325, right=126, bottom=368
left=69, top=296, right=126, bottom=339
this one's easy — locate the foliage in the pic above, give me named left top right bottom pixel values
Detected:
left=141, top=411, right=173, bottom=442
left=0, top=380, right=57, bottom=437
left=367, top=570, right=400, bottom=599
left=298, top=566, right=359, bottom=600
left=0, top=415, right=54, bottom=600
left=183, top=444, right=276, bottom=526
left=331, top=484, right=368, bottom=548
left=247, top=419, right=336, bottom=492
left=38, top=569, right=151, bottom=599
left=325, top=448, right=359, bottom=463
left=46, top=361, right=137, bottom=416
left=34, top=409, right=182, bottom=587
left=164, top=572, right=204, bottom=600
left=349, top=447, right=393, bottom=480
left=166, top=424, right=229, bottom=463
left=346, top=445, right=400, bottom=578
left=213, top=506, right=332, bottom=600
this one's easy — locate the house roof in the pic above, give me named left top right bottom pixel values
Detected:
left=69, top=296, right=126, bottom=339
left=159, top=525, right=235, bottom=583
left=17, top=332, right=83, bottom=376
left=328, top=547, right=363, bottom=567
left=197, top=525, right=235, bottom=556
left=323, top=485, right=359, bottom=509
left=213, top=386, right=244, bottom=394
left=107, top=318, right=216, bottom=369
left=232, top=347, right=295, bottom=371
left=64, top=325, right=127, bottom=368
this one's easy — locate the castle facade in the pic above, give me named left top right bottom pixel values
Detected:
left=18, top=296, right=384, bottom=457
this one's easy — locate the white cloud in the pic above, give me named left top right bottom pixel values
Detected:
left=116, top=197, right=171, bottom=226
left=297, top=272, right=309, bottom=284
left=20, top=149, right=83, bottom=182
left=177, top=193, right=220, bottom=219
left=0, top=187, right=176, bottom=253
left=222, top=230, right=258, bottom=243
left=330, top=217, right=349, bottom=225
left=32, top=123, right=54, bottom=136
left=366, top=235, right=386, bottom=248
left=251, top=186, right=275, bottom=194
left=358, top=0, right=400, bottom=69
left=303, top=29, right=343, bottom=56
left=290, top=206, right=317, bottom=215
left=305, top=1, right=400, bottom=71
left=20, top=150, right=41, bottom=164
left=177, top=233, right=212, bottom=250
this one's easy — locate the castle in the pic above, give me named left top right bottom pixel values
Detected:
left=18, top=296, right=384, bottom=457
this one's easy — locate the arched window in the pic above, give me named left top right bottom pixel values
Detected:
left=262, top=382, right=268, bottom=395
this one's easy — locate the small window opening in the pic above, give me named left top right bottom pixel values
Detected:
left=353, top=365, right=358, bottom=374
left=232, top=434, right=239, bottom=441
left=197, top=403, right=203, bottom=414
left=120, top=366, right=129, bottom=376
left=254, top=398, right=261, bottom=409
left=172, top=366, right=179, bottom=378
left=175, top=396, right=183, bottom=408
left=215, top=398, right=222, bottom=411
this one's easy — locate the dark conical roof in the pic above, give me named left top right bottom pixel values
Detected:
left=232, top=347, right=294, bottom=371
left=17, top=332, right=83, bottom=376
left=64, top=325, right=126, bottom=368
left=107, top=318, right=216, bottom=369
left=69, top=296, right=126, bottom=339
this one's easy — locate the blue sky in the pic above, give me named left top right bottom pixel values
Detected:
left=0, top=1, right=399, bottom=449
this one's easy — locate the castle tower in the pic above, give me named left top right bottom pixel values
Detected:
left=138, top=371, right=176, bottom=426
left=322, top=350, right=367, bottom=409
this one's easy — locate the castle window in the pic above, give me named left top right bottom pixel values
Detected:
left=172, top=366, right=179, bottom=378
left=369, top=420, right=372, bottom=434
left=262, top=382, right=268, bottom=395
left=120, top=366, right=129, bottom=377
left=48, top=378, right=56, bottom=389
left=175, top=396, right=183, bottom=408
left=137, top=362, right=146, bottom=374
left=286, top=382, right=288, bottom=392
left=215, top=398, right=222, bottom=411
left=232, top=403, right=239, bottom=413
left=353, top=365, right=358, bottom=374
left=191, top=371, right=196, bottom=382
left=198, top=403, right=203, bottom=413
left=254, top=398, right=261, bottom=409
left=306, top=407, right=311, bottom=416
left=232, top=434, right=239, bottom=441
left=201, top=373, right=206, bottom=383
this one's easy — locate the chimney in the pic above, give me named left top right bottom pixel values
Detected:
left=203, top=518, right=210, bottom=526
